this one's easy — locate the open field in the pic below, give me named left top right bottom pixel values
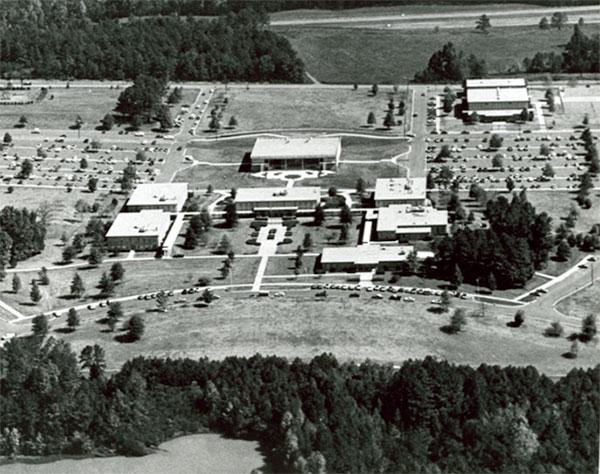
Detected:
left=0, top=87, right=122, bottom=130
left=556, top=282, right=600, bottom=317
left=42, top=290, right=599, bottom=375
left=279, top=24, right=600, bottom=83
left=1, top=257, right=260, bottom=316
left=301, top=161, right=402, bottom=188
left=203, top=86, right=406, bottom=132
left=173, top=162, right=284, bottom=189
left=273, top=218, right=361, bottom=255
left=527, top=191, right=600, bottom=235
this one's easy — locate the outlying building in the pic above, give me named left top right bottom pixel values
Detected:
left=250, top=136, right=341, bottom=171
left=235, top=186, right=321, bottom=217
left=105, top=210, right=171, bottom=251
left=462, top=78, right=531, bottom=122
left=126, top=183, right=188, bottom=213
left=375, top=204, right=448, bottom=242
left=320, top=244, right=433, bottom=272
left=374, top=177, right=427, bottom=207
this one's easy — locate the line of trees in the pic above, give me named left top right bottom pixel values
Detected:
left=0, top=207, right=47, bottom=275
left=414, top=42, right=487, bottom=82
left=0, top=338, right=597, bottom=473
left=0, top=8, right=304, bottom=83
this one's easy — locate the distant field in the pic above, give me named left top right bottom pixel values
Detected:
left=210, top=86, right=404, bottom=132
left=556, top=283, right=600, bottom=317
left=0, top=87, right=122, bottom=130
left=527, top=191, right=600, bottom=235
left=279, top=24, right=600, bottom=83
left=48, top=290, right=600, bottom=374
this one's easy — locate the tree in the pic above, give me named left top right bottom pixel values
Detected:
left=120, top=163, right=137, bottom=192
left=488, top=273, right=497, bottom=291
left=437, top=166, right=454, bottom=188
left=18, top=159, right=33, bottom=179
left=101, top=113, right=114, bottom=131
left=110, top=262, right=125, bottom=282
left=314, top=205, right=325, bottom=226
left=62, top=245, right=76, bottom=263
left=540, top=143, right=550, bottom=156
left=98, top=272, right=114, bottom=297
left=73, top=115, right=84, bottom=135
left=442, top=88, right=456, bottom=113
left=451, top=264, right=463, bottom=288
left=156, top=290, right=170, bottom=312
left=127, top=315, right=145, bottom=341
left=513, top=310, right=525, bottom=327
left=217, top=235, right=232, bottom=255
left=79, top=344, right=106, bottom=379
left=157, top=104, right=173, bottom=130
left=339, top=224, right=349, bottom=242
left=183, top=226, right=198, bottom=249
left=31, top=314, right=48, bottom=337
left=568, top=340, right=579, bottom=358
left=489, top=134, right=503, bottom=149
left=224, top=201, right=237, bottom=228
left=3, top=132, right=12, bottom=145
left=542, top=163, right=555, bottom=178
left=371, top=84, right=378, bottom=96
left=366, top=112, right=376, bottom=126
left=70, top=273, right=85, bottom=298
left=209, top=115, right=221, bottom=131
left=88, top=245, right=104, bottom=266
left=475, top=14, right=491, bottom=33
left=580, top=314, right=597, bottom=342
left=506, top=176, right=515, bottom=192
left=79, top=157, right=88, bottom=170
left=388, top=98, right=395, bottom=111
left=87, top=177, right=98, bottom=193
left=303, top=233, right=313, bottom=250
left=30, top=280, right=41, bottom=303
left=551, top=11, right=567, bottom=30
left=228, top=116, right=238, bottom=128
left=107, top=302, right=123, bottom=331
left=340, top=204, right=353, bottom=224
left=397, top=100, right=405, bottom=116
left=407, top=249, right=419, bottom=274
left=544, top=321, right=564, bottom=337
left=356, top=178, right=366, bottom=194
left=328, top=187, right=337, bottom=197
left=202, top=288, right=216, bottom=304
left=67, top=308, right=80, bottom=331
left=18, top=115, right=27, bottom=126
left=167, top=86, right=183, bottom=104
left=492, top=154, right=503, bottom=168
left=449, top=308, right=466, bottom=333
left=440, top=289, right=451, bottom=312
left=383, top=110, right=396, bottom=129
left=519, top=108, right=529, bottom=122
left=539, top=16, right=549, bottom=29
left=38, top=267, right=49, bottom=285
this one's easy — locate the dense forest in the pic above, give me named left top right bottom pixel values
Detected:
left=0, top=207, right=47, bottom=273
left=0, top=336, right=598, bottom=473
left=431, top=191, right=553, bottom=289
left=0, top=2, right=305, bottom=82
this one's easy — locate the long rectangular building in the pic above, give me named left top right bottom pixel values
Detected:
left=106, top=210, right=171, bottom=251
left=320, top=244, right=433, bottom=272
left=251, top=136, right=341, bottom=171
left=463, top=78, right=531, bottom=121
left=235, top=186, right=321, bottom=216
left=375, top=204, right=448, bottom=242
left=374, top=177, right=427, bottom=207
left=127, top=183, right=188, bottom=213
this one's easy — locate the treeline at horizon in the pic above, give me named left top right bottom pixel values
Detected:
left=1, top=336, right=598, bottom=473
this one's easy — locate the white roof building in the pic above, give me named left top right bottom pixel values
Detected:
left=251, top=137, right=341, bottom=160
left=465, top=78, right=527, bottom=88
left=234, top=186, right=321, bottom=215
left=463, top=77, right=530, bottom=119
left=321, top=243, right=434, bottom=270
left=106, top=210, right=171, bottom=240
left=374, top=177, right=427, bottom=206
left=466, top=87, right=530, bottom=104
left=127, top=183, right=188, bottom=212
left=376, top=204, right=448, bottom=240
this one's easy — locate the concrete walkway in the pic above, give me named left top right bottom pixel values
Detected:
left=534, top=101, right=547, bottom=132
left=251, top=221, right=287, bottom=292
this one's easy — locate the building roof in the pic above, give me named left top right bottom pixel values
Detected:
left=465, top=78, right=526, bottom=88
left=374, top=177, right=427, bottom=202
left=466, top=108, right=526, bottom=117
left=376, top=205, right=448, bottom=233
left=251, top=136, right=341, bottom=160
left=321, top=244, right=434, bottom=266
left=106, top=210, right=171, bottom=238
left=235, top=186, right=321, bottom=203
left=127, top=183, right=188, bottom=208
left=467, top=87, right=529, bottom=104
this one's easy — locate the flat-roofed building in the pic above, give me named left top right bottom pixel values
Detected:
left=374, top=177, right=427, bottom=207
left=106, top=210, right=171, bottom=251
left=235, top=186, right=321, bottom=217
left=251, top=136, right=341, bottom=171
left=375, top=204, right=448, bottom=242
left=462, top=78, right=531, bottom=121
left=127, top=183, right=188, bottom=213
left=320, top=244, right=433, bottom=272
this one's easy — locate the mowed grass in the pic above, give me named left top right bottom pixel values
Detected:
left=279, top=24, right=600, bottom=83
left=211, top=86, right=403, bottom=131
left=0, top=87, right=122, bottom=130
left=340, top=136, right=409, bottom=161
left=174, top=163, right=284, bottom=189
left=556, top=283, right=600, bottom=318
left=2, top=257, right=260, bottom=316
left=301, top=161, right=402, bottom=188
left=527, top=190, right=600, bottom=235
left=46, top=290, right=600, bottom=374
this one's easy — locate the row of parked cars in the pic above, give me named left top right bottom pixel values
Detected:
left=311, top=283, right=469, bottom=299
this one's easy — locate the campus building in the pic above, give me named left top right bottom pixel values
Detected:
left=250, top=136, right=341, bottom=171
left=374, top=204, right=448, bottom=242
left=462, top=78, right=531, bottom=122
left=235, top=186, right=321, bottom=217
left=105, top=210, right=171, bottom=251
left=374, top=177, right=427, bottom=207
left=126, top=183, right=188, bottom=213
left=320, top=244, right=433, bottom=273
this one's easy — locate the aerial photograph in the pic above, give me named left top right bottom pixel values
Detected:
left=0, top=0, right=598, bottom=473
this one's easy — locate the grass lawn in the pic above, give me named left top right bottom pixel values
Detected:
left=46, top=290, right=600, bottom=375
left=207, top=87, right=405, bottom=132
left=302, top=161, right=402, bottom=188
left=275, top=218, right=361, bottom=254
left=186, top=138, right=254, bottom=163
left=527, top=190, right=600, bottom=235
left=2, top=257, right=260, bottom=316
left=0, top=87, right=122, bottom=130
left=174, top=162, right=284, bottom=189
left=173, top=221, right=259, bottom=256
left=556, top=283, right=600, bottom=318
left=264, top=255, right=319, bottom=276
left=279, top=24, right=600, bottom=84
left=340, top=136, right=409, bottom=161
